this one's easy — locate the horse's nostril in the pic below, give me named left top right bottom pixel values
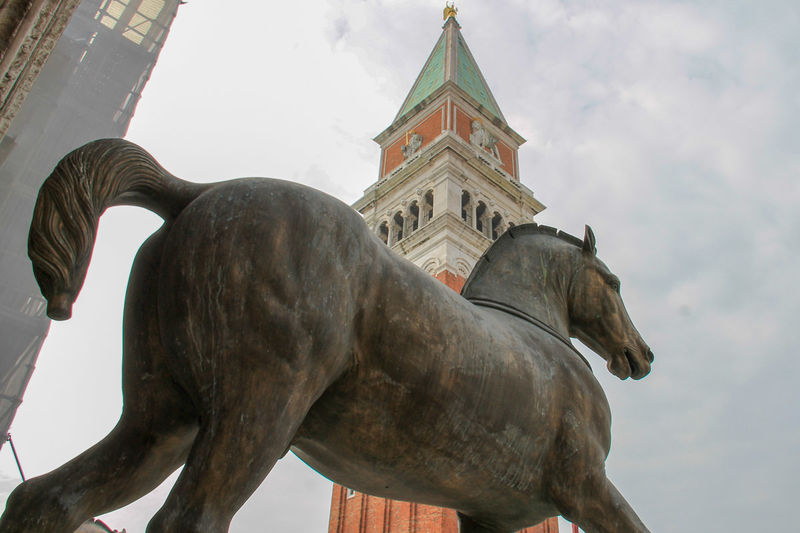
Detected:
left=623, top=347, right=633, bottom=358
left=623, top=347, right=637, bottom=372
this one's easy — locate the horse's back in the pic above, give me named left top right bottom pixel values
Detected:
left=151, top=178, right=383, bottom=404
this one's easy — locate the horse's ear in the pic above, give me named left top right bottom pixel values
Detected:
left=583, top=225, right=597, bottom=255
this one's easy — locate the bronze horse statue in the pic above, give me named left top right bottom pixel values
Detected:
left=1, top=139, right=654, bottom=532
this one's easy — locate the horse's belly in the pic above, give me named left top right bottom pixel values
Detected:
left=292, top=363, right=557, bottom=515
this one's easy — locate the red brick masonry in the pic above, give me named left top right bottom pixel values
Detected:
left=328, top=484, right=559, bottom=533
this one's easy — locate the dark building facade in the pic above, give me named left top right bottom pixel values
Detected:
left=0, top=0, right=180, bottom=446
left=0, top=0, right=82, bottom=141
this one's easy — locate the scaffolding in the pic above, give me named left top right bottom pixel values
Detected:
left=0, top=0, right=180, bottom=446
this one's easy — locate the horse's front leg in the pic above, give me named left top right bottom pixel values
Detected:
left=549, top=458, right=650, bottom=533
left=588, top=477, right=650, bottom=533
left=457, top=512, right=514, bottom=533
left=558, top=475, right=650, bottom=533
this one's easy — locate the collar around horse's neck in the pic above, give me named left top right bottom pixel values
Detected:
left=466, top=297, right=592, bottom=371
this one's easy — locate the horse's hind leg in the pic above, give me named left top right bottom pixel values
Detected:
left=144, top=348, right=334, bottom=533
left=0, top=411, right=197, bottom=533
left=144, top=372, right=325, bottom=532
left=0, top=231, right=198, bottom=533
left=145, top=306, right=350, bottom=532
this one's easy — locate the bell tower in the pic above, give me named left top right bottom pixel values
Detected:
left=351, top=10, right=545, bottom=292
left=328, top=7, right=557, bottom=533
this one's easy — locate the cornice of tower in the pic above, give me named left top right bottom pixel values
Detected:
left=354, top=132, right=543, bottom=218
left=375, top=81, right=526, bottom=149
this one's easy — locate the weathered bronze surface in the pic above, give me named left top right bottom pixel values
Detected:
left=1, top=139, right=654, bottom=533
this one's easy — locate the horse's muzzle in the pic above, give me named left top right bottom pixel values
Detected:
left=624, top=345, right=653, bottom=380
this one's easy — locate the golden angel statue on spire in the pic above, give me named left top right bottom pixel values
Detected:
left=443, top=2, right=458, bottom=20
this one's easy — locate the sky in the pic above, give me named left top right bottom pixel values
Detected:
left=1, top=0, right=799, bottom=531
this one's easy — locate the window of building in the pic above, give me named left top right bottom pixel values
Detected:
left=95, top=0, right=169, bottom=48
left=378, top=221, right=389, bottom=245
left=392, top=211, right=404, bottom=243
left=476, top=201, right=489, bottom=237
left=461, top=190, right=472, bottom=226
left=407, top=201, right=419, bottom=234
left=491, top=212, right=503, bottom=240
left=422, top=190, right=434, bottom=226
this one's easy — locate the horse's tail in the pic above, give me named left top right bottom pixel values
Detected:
left=28, top=138, right=210, bottom=321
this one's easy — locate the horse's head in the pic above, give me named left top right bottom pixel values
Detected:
left=568, top=226, right=654, bottom=380
left=461, top=223, right=653, bottom=380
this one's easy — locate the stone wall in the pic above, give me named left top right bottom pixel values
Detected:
left=0, top=0, right=81, bottom=140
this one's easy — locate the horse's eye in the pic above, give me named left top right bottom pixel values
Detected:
left=608, top=278, right=620, bottom=293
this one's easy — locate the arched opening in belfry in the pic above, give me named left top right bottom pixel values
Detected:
left=392, top=211, right=404, bottom=243
left=476, top=201, right=489, bottom=237
left=422, top=190, right=434, bottom=226
left=461, top=191, right=473, bottom=226
left=491, top=212, right=504, bottom=240
left=407, top=201, right=420, bottom=234
left=378, top=221, right=389, bottom=245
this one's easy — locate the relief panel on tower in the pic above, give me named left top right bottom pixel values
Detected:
left=382, top=105, right=446, bottom=177
left=453, top=106, right=517, bottom=179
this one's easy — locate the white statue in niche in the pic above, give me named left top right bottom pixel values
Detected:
left=469, top=119, right=500, bottom=161
left=401, top=132, right=423, bottom=159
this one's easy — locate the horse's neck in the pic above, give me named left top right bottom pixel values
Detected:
left=463, top=243, right=572, bottom=338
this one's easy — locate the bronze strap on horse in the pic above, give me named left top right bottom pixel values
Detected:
left=466, top=296, right=592, bottom=371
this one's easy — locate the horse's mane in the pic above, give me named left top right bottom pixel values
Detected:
left=506, top=223, right=583, bottom=248
left=461, top=223, right=583, bottom=296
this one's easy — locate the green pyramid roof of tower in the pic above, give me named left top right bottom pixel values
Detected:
left=395, top=17, right=505, bottom=123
